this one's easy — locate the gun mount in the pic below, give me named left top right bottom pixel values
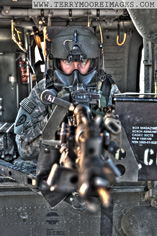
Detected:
left=38, top=85, right=121, bottom=210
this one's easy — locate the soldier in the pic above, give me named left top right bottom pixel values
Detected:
left=14, top=27, right=120, bottom=207
left=14, top=26, right=119, bottom=163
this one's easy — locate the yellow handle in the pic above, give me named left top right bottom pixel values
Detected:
left=117, top=33, right=127, bottom=46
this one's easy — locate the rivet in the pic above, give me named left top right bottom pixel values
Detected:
left=44, top=148, right=49, bottom=153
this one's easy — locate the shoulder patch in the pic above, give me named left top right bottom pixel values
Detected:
left=20, top=98, right=36, bottom=114
left=16, top=114, right=27, bottom=127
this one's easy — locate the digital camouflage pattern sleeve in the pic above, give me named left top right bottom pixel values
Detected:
left=100, top=71, right=120, bottom=106
left=14, top=79, right=48, bottom=160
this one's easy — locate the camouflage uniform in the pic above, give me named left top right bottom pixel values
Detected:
left=14, top=79, right=48, bottom=160
left=14, top=76, right=120, bottom=160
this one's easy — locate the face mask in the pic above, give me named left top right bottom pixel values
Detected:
left=53, top=69, right=98, bottom=91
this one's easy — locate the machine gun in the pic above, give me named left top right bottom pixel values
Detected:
left=39, top=85, right=121, bottom=210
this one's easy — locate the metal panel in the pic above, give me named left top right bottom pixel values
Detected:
left=0, top=53, right=18, bottom=122
left=0, top=181, right=156, bottom=236
left=0, top=189, right=101, bottom=236
left=112, top=190, right=157, bottom=236
left=127, top=9, right=157, bottom=44
left=115, top=95, right=157, bottom=180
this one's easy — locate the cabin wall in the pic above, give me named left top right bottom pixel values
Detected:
left=0, top=28, right=28, bottom=122
left=103, top=27, right=142, bottom=92
left=0, top=23, right=143, bottom=122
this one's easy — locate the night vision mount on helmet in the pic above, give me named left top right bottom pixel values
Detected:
left=50, top=26, right=100, bottom=61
